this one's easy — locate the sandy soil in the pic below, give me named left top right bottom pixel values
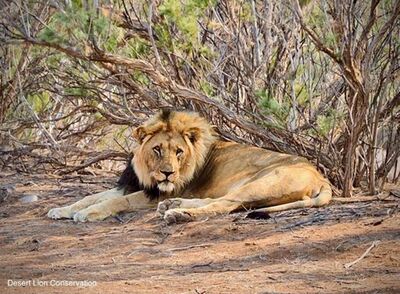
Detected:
left=0, top=171, right=399, bottom=294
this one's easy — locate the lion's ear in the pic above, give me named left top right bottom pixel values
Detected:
left=185, top=128, right=201, bottom=144
left=133, top=126, right=147, bottom=144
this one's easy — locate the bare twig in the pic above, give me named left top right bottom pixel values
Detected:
left=167, top=243, right=213, bottom=252
left=344, top=241, right=380, bottom=269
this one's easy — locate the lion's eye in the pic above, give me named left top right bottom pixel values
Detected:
left=176, top=148, right=183, bottom=156
left=153, top=146, right=161, bottom=156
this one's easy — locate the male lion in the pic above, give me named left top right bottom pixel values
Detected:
left=48, top=110, right=331, bottom=224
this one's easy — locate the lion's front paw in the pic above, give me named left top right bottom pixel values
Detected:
left=47, top=207, right=74, bottom=219
left=164, top=209, right=192, bottom=224
left=73, top=207, right=109, bottom=222
left=157, top=199, right=182, bottom=216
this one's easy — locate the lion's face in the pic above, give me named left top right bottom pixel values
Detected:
left=137, top=132, right=192, bottom=193
left=132, top=110, right=217, bottom=194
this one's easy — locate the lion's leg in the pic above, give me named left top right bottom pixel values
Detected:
left=161, top=178, right=276, bottom=224
left=156, top=198, right=215, bottom=216
left=163, top=168, right=330, bottom=224
left=47, top=187, right=124, bottom=220
left=163, top=199, right=242, bottom=224
left=73, top=191, right=154, bottom=222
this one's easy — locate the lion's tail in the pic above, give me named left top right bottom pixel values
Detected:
left=247, top=182, right=332, bottom=218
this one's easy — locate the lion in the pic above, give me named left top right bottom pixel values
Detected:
left=47, top=109, right=332, bottom=224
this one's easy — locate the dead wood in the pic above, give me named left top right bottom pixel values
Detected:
left=0, top=0, right=399, bottom=194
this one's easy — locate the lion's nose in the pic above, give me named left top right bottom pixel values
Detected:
left=161, top=171, right=175, bottom=179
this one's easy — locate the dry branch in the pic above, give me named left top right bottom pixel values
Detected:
left=344, top=241, right=380, bottom=269
left=59, top=151, right=128, bottom=175
left=0, top=0, right=398, bottom=192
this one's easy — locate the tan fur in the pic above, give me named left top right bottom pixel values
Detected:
left=48, top=110, right=332, bottom=224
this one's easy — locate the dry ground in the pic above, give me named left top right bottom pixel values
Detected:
left=0, top=171, right=399, bottom=294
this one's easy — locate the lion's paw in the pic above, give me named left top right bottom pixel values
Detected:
left=47, top=207, right=74, bottom=220
left=73, top=208, right=108, bottom=222
left=164, top=209, right=192, bottom=225
left=157, top=199, right=182, bottom=216
left=73, top=211, right=89, bottom=222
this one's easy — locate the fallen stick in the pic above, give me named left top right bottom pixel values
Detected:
left=168, top=243, right=213, bottom=252
left=191, top=261, right=213, bottom=268
left=191, top=268, right=250, bottom=273
left=333, top=196, right=377, bottom=203
left=344, top=240, right=380, bottom=269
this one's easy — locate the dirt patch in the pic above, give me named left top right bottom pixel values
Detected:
left=0, top=172, right=399, bottom=293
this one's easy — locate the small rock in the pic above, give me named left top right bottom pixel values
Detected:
left=3, top=184, right=16, bottom=192
left=20, top=195, right=39, bottom=203
left=0, top=188, right=9, bottom=202
left=0, top=184, right=16, bottom=202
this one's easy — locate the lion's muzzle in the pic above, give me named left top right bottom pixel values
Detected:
left=160, top=170, right=175, bottom=179
left=153, top=170, right=177, bottom=193
left=157, top=181, right=175, bottom=193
